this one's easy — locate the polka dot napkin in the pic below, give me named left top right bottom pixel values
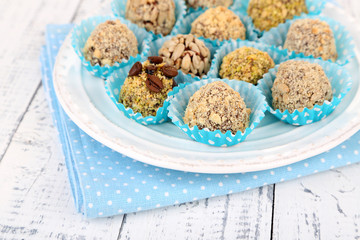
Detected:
left=41, top=24, right=360, bottom=219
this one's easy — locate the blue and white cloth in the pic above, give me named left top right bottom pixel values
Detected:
left=41, top=24, right=360, bottom=219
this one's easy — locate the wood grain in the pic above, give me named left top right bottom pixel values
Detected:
left=0, top=0, right=83, bottom=161
left=119, top=186, right=273, bottom=240
left=0, top=0, right=124, bottom=239
left=0, top=87, right=124, bottom=239
left=272, top=164, right=360, bottom=240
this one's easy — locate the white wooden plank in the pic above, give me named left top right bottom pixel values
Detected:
left=336, top=0, right=360, bottom=21
left=72, top=0, right=113, bottom=23
left=119, top=186, right=273, bottom=240
left=0, top=0, right=126, bottom=238
left=0, top=87, right=124, bottom=239
left=0, top=0, right=82, bottom=160
left=272, top=163, right=360, bottom=240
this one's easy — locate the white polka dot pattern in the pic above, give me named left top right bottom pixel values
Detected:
left=61, top=121, right=360, bottom=218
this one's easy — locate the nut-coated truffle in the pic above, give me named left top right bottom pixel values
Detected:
left=284, top=18, right=337, bottom=62
left=83, top=20, right=138, bottom=66
left=184, top=81, right=251, bottom=134
left=120, top=59, right=178, bottom=116
left=191, top=6, right=246, bottom=41
left=247, top=0, right=308, bottom=31
left=272, top=60, right=332, bottom=113
left=219, top=46, right=275, bottom=84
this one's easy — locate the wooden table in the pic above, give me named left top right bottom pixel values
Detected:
left=0, top=0, right=359, bottom=239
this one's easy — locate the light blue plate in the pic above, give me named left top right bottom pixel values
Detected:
left=53, top=4, right=360, bottom=173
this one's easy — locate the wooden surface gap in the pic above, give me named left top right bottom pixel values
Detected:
left=219, top=195, right=230, bottom=240
left=270, top=184, right=276, bottom=240
left=117, top=214, right=127, bottom=240
left=70, top=0, right=85, bottom=23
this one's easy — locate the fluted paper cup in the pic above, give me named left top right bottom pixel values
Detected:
left=257, top=58, right=352, bottom=125
left=234, top=0, right=326, bottom=35
left=104, top=63, right=187, bottom=125
left=176, top=8, right=258, bottom=47
left=207, top=40, right=289, bottom=81
left=71, top=16, right=153, bottom=79
left=167, top=78, right=267, bottom=147
left=259, top=15, right=355, bottom=66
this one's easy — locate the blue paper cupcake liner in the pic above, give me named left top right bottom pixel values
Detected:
left=259, top=14, right=355, bottom=66
left=167, top=78, right=267, bottom=147
left=148, top=35, right=218, bottom=82
left=257, top=58, right=352, bottom=126
left=233, top=0, right=326, bottom=35
left=104, top=63, right=187, bottom=125
left=111, top=0, right=186, bottom=39
left=176, top=8, right=258, bottom=47
left=71, top=16, right=153, bottom=79
left=207, top=40, right=289, bottom=81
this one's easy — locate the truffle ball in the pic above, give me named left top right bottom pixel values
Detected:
left=158, top=34, right=211, bottom=77
left=184, top=81, right=251, bottom=134
left=125, top=0, right=176, bottom=36
left=272, top=60, right=332, bottom=113
left=284, top=18, right=338, bottom=62
left=191, top=6, right=246, bottom=41
left=219, top=46, right=275, bottom=84
left=120, top=57, right=178, bottom=116
left=83, top=20, right=138, bottom=66
left=247, top=0, right=308, bottom=31
left=186, top=0, right=233, bottom=9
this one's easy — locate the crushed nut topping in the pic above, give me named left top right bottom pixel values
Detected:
left=83, top=20, right=138, bottom=66
left=191, top=6, right=246, bottom=41
left=272, top=60, right=332, bottom=113
left=184, top=81, right=251, bottom=134
left=284, top=18, right=337, bottom=62
left=125, top=0, right=176, bottom=36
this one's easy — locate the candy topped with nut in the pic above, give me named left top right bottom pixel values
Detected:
left=120, top=57, right=178, bottom=116
left=158, top=34, right=211, bottom=77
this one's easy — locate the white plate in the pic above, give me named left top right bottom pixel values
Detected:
left=54, top=4, right=360, bottom=174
